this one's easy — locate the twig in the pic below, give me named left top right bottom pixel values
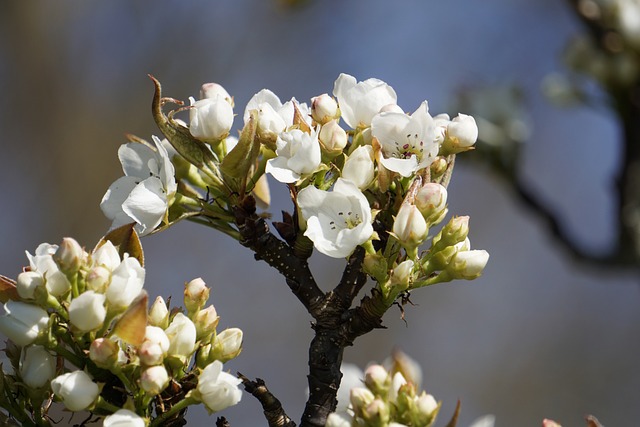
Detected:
left=238, top=373, right=296, bottom=427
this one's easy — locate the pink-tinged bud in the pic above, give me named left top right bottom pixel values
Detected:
left=189, top=97, right=234, bottom=142
left=200, top=83, right=232, bottom=103
left=542, top=419, right=562, bottom=427
left=311, top=93, right=339, bottom=124
left=342, top=145, right=375, bottom=190
left=362, top=398, right=390, bottom=425
left=318, top=119, right=348, bottom=155
left=86, top=266, right=111, bottom=293
left=69, top=291, right=107, bottom=333
left=415, top=183, right=448, bottom=225
left=138, top=326, right=170, bottom=366
left=90, top=338, right=123, bottom=368
left=148, top=296, right=169, bottom=329
left=393, top=203, right=428, bottom=257
left=51, top=370, right=100, bottom=411
left=16, top=271, right=44, bottom=300
left=184, top=277, right=210, bottom=314
left=53, top=237, right=85, bottom=274
left=195, top=305, right=220, bottom=341
left=210, top=328, right=243, bottom=363
left=19, top=345, right=55, bottom=388
left=364, top=364, right=389, bottom=394
left=0, top=301, right=49, bottom=346
left=140, top=365, right=169, bottom=396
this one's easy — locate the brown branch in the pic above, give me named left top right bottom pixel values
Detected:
left=238, top=373, right=297, bottom=427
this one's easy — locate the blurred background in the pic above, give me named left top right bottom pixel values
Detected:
left=1, top=0, right=639, bottom=425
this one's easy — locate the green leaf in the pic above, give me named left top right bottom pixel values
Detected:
left=94, top=223, right=144, bottom=267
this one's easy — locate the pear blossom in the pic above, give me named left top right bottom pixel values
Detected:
left=372, top=101, right=439, bottom=177
left=26, top=243, right=70, bottom=296
left=189, top=93, right=234, bottom=142
left=51, top=370, right=100, bottom=411
left=393, top=202, right=429, bottom=252
left=140, top=365, right=169, bottom=395
left=16, top=271, right=43, bottom=300
left=100, top=136, right=177, bottom=236
left=138, top=326, right=170, bottom=366
left=0, top=301, right=49, bottom=346
left=342, top=145, right=375, bottom=190
left=92, top=241, right=121, bottom=271
left=446, top=249, right=490, bottom=280
left=68, top=291, right=107, bottom=332
left=148, top=296, right=169, bottom=328
left=211, top=328, right=243, bottom=362
left=297, top=178, right=374, bottom=258
left=89, top=338, right=125, bottom=368
left=265, top=128, right=321, bottom=183
left=19, top=345, right=55, bottom=388
left=337, top=363, right=364, bottom=412
left=196, top=360, right=243, bottom=413
left=165, top=313, right=197, bottom=360
left=105, top=257, right=145, bottom=309
left=318, top=119, right=348, bottom=155
left=310, top=93, right=339, bottom=124
left=441, top=113, right=478, bottom=154
left=333, top=73, right=398, bottom=129
left=103, top=409, right=146, bottom=427
left=243, top=89, right=310, bottom=140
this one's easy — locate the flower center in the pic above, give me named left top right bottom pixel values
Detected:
left=391, top=133, right=425, bottom=159
left=329, top=210, right=362, bottom=230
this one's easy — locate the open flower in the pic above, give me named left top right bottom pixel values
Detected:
left=266, top=128, right=321, bottom=183
left=372, top=101, right=439, bottom=177
left=297, top=178, right=373, bottom=258
left=100, top=136, right=177, bottom=236
left=333, top=73, right=397, bottom=129
left=196, top=360, right=243, bottom=413
left=243, top=89, right=310, bottom=140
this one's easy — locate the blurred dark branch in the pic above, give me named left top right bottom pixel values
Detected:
left=238, top=374, right=296, bottom=427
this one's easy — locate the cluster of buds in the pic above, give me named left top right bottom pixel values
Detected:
left=326, top=352, right=439, bottom=427
left=0, top=231, right=242, bottom=426
left=104, top=73, right=488, bottom=318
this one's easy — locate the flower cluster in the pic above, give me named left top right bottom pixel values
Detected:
left=0, top=233, right=242, bottom=426
left=110, top=74, right=487, bottom=309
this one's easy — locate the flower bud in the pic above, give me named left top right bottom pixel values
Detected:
left=140, top=365, right=169, bottom=396
left=446, top=249, right=490, bottom=280
left=194, top=305, right=220, bottom=341
left=415, top=392, right=438, bottom=423
left=350, top=387, right=375, bottom=415
left=200, top=82, right=232, bottom=103
left=51, top=370, right=99, bottom=411
left=415, top=183, right=448, bottom=226
left=19, top=345, right=55, bottom=388
left=431, top=216, right=470, bottom=255
left=16, top=271, right=44, bottom=300
left=388, top=260, right=414, bottom=292
left=363, top=253, right=389, bottom=284
left=53, top=237, right=85, bottom=274
left=311, top=93, right=339, bottom=124
left=318, top=119, right=348, bottom=156
left=342, top=145, right=375, bottom=190
left=92, top=241, right=121, bottom=271
left=441, top=114, right=478, bottom=154
left=362, top=398, right=390, bottom=426
left=69, top=291, right=107, bottom=333
left=325, top=412, right=353, bottom=427
left=364, top=364, right=389, bottom=395
left=189, top=97, right=234, bottom=142
left=104, top=409, right=146, bottom=427
left=393, top=203, right=428, bottom=257
left=196, top=360, right=243, bottom=413
left=0, top=301, right=49, bottom=346
left=138, top=326, right=170, bottom=366
left=184, top=277, right=210, bottom=314
left=542, top=419, right=562, bottom=427
left=148, top=296, right=170, bottom=329
left=165, top=313, right=197, bottom=362
left=388, top=371, right=408, bottom=403
left=106, top=257, right=145, bottom=310
left=86, top=266, right=111, bottom=293
left=429, top=156, right=448, bottom=177
left=210, top=328, right=243, bottom=363
left=90, top=338, right=124, bottom=369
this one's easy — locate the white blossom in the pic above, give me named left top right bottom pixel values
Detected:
left=103, top=409, right=146, bottom=427
left=196, top=360, right=243, bottom=413
left=0, top=301, right=49, bottom=347
left=140, top=365, right=169, bottom=395
left=105, top=257, right=145, bottom=309
left=19, top=345, right=55, bottom=388
left=372, top=101, right=439, bottom=177
left=243, top=89, right=310, bottom=140
left=265, top=129, right=321, bottom=183
left=333, top=73, right=397, bottom=129
left=138, top=326, right=170, bottom=366
left=310, top=93, right=339, bottom=124
left=189, top=95, right=234, bottom=142
left=100, top=136, right=177, bottom=236
left=26, top=244, right=70, bottom=297
left=68, top=291, right=107, bottom=332
left=342, top=145, right=375, bottom=190
left=165, top=313, right=197, bottom=360
left=16, top=271, right=43, bottom=300
left=297, top=178, right=374, bottom=258
left=51, top=370, right=99, bottom=411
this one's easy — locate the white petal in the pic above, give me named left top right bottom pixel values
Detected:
left=379, top=156, right=419, bottom=177
left=265, top=157, right=300, bottom=183
left=122, top=177, right=167, bottom=235
left=244, top=89, right=282, bottom=124
left=118, top=143, right=155, bottom=178
left=100, top=176, right=138, bottom=220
